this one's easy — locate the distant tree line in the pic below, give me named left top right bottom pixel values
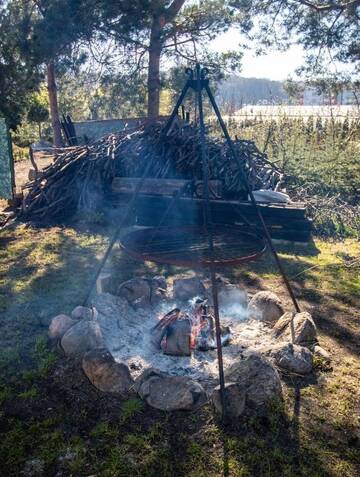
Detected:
left=217, top=76, right=360, bottom=112
left=216, top=77, right=289, bottom=112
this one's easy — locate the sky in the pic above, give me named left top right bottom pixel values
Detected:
left=210, top=29, right=304, bottom=81
left=210, top=28, right=355, bottom=81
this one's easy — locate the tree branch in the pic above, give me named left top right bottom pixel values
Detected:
left=294, top=0, right=360, bottom=12
left=165, top=0, right=186, bottom=21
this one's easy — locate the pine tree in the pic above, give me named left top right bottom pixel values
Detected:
left=0, top=2, right=41, bottom=128
left=101, top=1, right=241, bottom=118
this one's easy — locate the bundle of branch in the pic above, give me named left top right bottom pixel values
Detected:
left=290, top=186, right=360, bottom=239
left=19, top=121, right=283, bottom=221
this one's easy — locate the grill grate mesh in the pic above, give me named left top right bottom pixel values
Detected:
left=120, top=225, right=266, bottom=268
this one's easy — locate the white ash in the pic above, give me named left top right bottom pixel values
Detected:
left=92, top=293, right=276, bottom=383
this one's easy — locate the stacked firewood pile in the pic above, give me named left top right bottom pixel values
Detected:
left=19, top=121, right=283, bottom=221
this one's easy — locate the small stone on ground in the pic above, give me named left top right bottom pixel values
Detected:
left=273, top=311, right=317, bottom=346
left=48, top=314, right=76, bottom=341
left=82, top=348, right=133, bottom=395
left=225, top=351, right=282, bottom=411
left=135, top=368, right=207, bottom=411
left=61, top=320, right=104, bottom=359
left=211, top=381, right=246, bottom=418
left=71, top=305, right=95, bottom=320
left=271, top=342, right=313, bottom=375
left=248, top=291, right=284, bottom=323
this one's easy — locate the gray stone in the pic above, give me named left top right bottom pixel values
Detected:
left=271, top=343, right=313, bottom=375
left=118, top=278, right=151, bottom=308
left=173, top=277, right=206, bottom=302
left=225, top=351, right=282, bottom=410
left=273, top=311, right=317, bottom=346
left=135, top=369, right=207, bottom=411
left=71, top=305, right=95, bottom=320
left=61, top=320, right=104, bottom=358
left=313, top=345, right=331, bottom=363
left=82, top=348, right=133, bottom=395
left=48, top=314, right=76, bottom=341
left=133, top=367, right=166, bottom=393
left=211, top=382, right=246, bottom=418
left=292, top=312, right=317, bottom=345
left=248, top=291, right=284, bottom=323
left=272, top=311, right=294, bottom=338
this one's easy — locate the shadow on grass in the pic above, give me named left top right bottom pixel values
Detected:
left=0, top=220, right=182, bottom=375
left=210, top=402, right=331, bottom=477
left=313, top=307, right=360, bottom=357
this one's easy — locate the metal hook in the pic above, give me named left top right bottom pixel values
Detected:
left=185, top=67, right=194, bottom=79
left=201, top=68, right=209, bottom=80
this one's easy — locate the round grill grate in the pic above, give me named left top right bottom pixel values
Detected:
left=120, top=225, right=266, bottom=268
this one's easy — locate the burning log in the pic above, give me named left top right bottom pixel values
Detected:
left=151, top=308, right=182, bottom=349
left=152, top=299, right=231, bottom=356
left=18, top=121, right=283, bottom=221
left=162, top=318, right=192, bottom=357
left=191, top=298, right=216, bottom=350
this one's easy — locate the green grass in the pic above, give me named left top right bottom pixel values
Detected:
left=120, top=398, right=145, bottom=422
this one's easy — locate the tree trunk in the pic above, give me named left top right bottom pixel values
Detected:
left=146, top=2, right=186, bottom=118
left=147, top=20, right=162, bottom=119
left=47, top=61, right=63, bottom=147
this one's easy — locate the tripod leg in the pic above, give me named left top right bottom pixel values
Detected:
left=163, top=80, right=191, bottom=135
left=82, top=154, right=158, bottom=306
left=205, top=83, right=300, bottom=318
left=196, top=66, right=227, bottom=419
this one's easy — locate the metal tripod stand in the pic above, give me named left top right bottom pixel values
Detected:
left=84, top=64, right=300, bottom=419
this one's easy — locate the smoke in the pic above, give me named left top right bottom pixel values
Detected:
left=218, top=287, right=249, bottom=319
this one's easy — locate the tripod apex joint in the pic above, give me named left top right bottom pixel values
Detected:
left=185, top=64, right=210, bottom=90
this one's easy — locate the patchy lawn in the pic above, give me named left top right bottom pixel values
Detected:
left=0, top=221, right=359, bottom=477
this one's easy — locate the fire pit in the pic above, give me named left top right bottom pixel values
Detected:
left=77, top=65, right=306, bottom=418
left=49, top=274, right=322, bottom=414
left=91, top=278, right=276, bottom=383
